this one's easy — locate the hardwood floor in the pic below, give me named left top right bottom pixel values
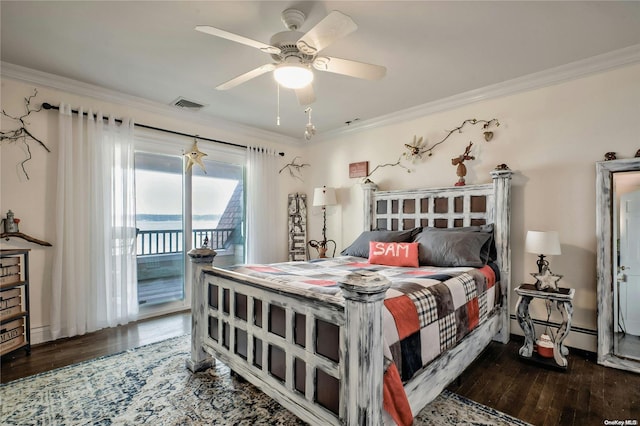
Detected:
left=0, top=311, right=191, bottom=384
left=447, top=336, right=640, bottom=426
left=2, top=312, right=639, bottom=425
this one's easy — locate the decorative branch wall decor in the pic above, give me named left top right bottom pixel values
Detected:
left=0, top=89, right=51, bottom=180
left=366, top=118, right=499, bottom=179
left=279, top=156, right=310, bottom=181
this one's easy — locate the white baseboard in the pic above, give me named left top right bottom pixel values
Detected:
left=28, top=304, right=191, bottom=346
left=30, top=325, right=52, bottom=345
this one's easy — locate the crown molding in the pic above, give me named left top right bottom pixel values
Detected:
left=0, top=61, right=300, bottom=146
left=4, top=43, right=639, bottom=146
left=314, top=44, right=640, bottom=142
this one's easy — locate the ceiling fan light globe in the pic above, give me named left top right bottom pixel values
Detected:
left=274, top=64, right=314, bottom=89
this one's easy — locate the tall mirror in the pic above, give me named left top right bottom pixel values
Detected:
left=596, top=158, right=640, bottom=373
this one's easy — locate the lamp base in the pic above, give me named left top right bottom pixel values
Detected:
left=308, top=239, right=336, bottom=259
left=531, top=269, right=563, bottom=292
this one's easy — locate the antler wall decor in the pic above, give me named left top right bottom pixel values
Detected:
left=366, top=118, right=499, bottom=179
left=0, top=89, right=51, bottom=180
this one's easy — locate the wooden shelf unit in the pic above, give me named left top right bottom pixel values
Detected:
left=1, top=249, right=31, bottom=357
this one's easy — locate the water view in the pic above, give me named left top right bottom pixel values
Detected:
left=136, top=214, right=221, bottom=231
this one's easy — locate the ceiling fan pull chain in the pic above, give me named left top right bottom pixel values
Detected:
left=276, top=83, right=281, bottom=126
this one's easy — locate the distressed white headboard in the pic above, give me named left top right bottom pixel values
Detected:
left=361, top=167, right=513, bottom=341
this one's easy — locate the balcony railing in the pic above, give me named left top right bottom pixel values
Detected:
left=136, top=228, right=235, bottom=256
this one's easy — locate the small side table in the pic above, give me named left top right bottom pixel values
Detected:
left=515, top=284, right=575, bottom=369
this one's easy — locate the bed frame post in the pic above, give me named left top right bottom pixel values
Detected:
left=490, top=166, right=513, bottom=344
left=362, top=180, right=378, bottom=231
left=186, top=248, right=216, bottom=372
left=339, top=271, right=391, bottom=426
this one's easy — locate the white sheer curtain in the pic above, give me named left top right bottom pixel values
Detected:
left=246, top=146, right=284, bottom=263
left=51, top=104, right=138, bottom=340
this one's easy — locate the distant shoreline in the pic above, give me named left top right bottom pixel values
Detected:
left=137, top=214, right=220, bottom=221
left=137, top=215, right=220, bottom=231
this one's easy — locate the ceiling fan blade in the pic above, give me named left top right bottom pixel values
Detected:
left=295, top=84, right=316, bottom=106
left=313, top=56, right=386, bottom=80
left=195, top=25, right=281, bottom=55
left=216, top=64, right=276, bottom=90
left=296, top=11, right=357, bottom=55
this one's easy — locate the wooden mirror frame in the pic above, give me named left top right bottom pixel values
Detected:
left=596, top=158, right=640, bottom=373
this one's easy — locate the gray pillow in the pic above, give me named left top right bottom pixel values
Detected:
left=340, top=228, right=420, bottom=258
left=421, top=224, right=495, bottom=261
left=421, top=223, right=493, bottom=233
left=413, top=230, right=492, bottom=267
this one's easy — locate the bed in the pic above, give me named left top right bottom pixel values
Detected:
left=187, top=167, right=512, bottom=425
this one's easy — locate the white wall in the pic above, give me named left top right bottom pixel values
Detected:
left=0, top=77, right=304, bottom=344
left=303, top=63, right=640, bottom=352
left=3, top=63, right=639, bottom=352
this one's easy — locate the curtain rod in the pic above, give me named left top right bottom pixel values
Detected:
left=41, top=102, right=285, bottom=156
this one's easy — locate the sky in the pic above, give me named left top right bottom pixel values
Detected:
left=135, top=170, right=237, bottom=216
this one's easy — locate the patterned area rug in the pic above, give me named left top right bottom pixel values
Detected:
left=0, top=335, right=530, bottom=425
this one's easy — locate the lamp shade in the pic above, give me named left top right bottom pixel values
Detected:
left=273, top=63, right=314, bottom=89
left=525, top=231, right=561, bottom=255
left=313, top=186, right=337, bottom=207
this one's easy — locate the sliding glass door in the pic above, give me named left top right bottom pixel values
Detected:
left=134, top=152, right=185, bottom=306
left=133, top=131, right=246, bottom=317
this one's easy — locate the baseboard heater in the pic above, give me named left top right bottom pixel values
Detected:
left=509, top=314, right=597, bottom=336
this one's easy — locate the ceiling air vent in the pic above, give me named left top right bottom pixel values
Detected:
left=171, top=97, right=206, bottom=111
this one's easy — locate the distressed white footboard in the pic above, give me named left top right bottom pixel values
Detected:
left=188, top=263, right=391, bottom=425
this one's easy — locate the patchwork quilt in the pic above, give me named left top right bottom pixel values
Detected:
left=228, top=256, right=500, bottom=425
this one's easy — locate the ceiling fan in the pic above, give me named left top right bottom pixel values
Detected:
left=195, top=8, right=387, bottom=106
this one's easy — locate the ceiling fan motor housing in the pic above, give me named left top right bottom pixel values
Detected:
left=269, top=31, right=314, bottom=63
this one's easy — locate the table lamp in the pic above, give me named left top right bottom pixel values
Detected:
left=526, top=230, right=562, bottom=291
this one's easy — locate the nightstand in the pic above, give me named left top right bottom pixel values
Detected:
left=515, top=284, right=575, bottom=369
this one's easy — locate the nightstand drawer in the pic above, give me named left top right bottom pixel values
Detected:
left=0, top=332, right=25, bottom=355
left=1, top=287, right=22, bottom=318
left=1, top=317, right=24, bottom=341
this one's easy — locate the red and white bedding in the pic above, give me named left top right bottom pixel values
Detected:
left=227, top=256, right=500, bottom=425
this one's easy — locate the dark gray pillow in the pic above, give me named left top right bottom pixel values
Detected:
left=421, top=224, right=495, bottom=261
left=413, top=230, right=492, bottom=267
left=340, top=228, right=420, bottom=258
left=421, top=223, right=493, bottom=233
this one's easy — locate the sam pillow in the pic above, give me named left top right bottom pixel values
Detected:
left=340, top=228, right=420, bottom=258
left=368, top=241, right=419, bottom=268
